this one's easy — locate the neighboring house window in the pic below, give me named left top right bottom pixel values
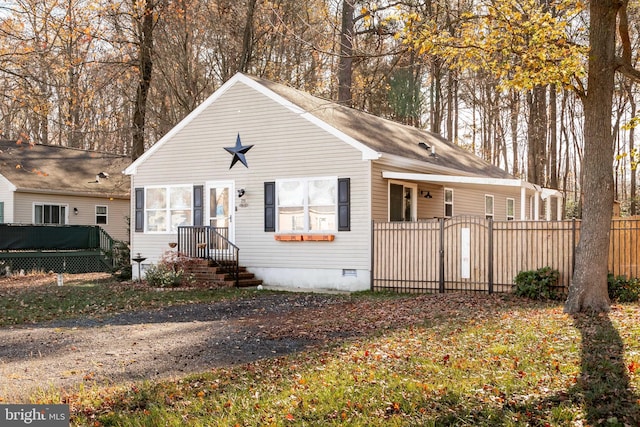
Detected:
left=0, top=201, right=4, bottom=223
left=277, top=177, right=336, bottom=232
left=506, top=198, right=515, bottom=221
left=485, top=195, right=494, bottom=219
left=96, top=205, right=108, bottom=224
left=145, top=186, right=192, bottom=232
left=444, top=188, right=453, bottom=218
left=34, top=203, right=67, bottom=225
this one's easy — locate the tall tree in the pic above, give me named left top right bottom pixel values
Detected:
left=565, top=0, right=640, bottom=313
left=403, top=0, right=639, bottom=311
left=131, top=0, right=156, bottom=161
left=337, top=0, right=355, bottom=105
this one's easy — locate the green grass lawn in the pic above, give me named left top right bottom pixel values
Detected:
left=4, top=275, right=640, bottom=426
left=0, top=274, right=245, bottom=326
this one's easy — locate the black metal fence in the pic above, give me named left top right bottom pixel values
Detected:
left=372, top=217, right=640, bottom=294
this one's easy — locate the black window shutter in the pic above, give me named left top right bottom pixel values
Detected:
left=134, top=188, right=144, bottom=232
left=264, top=181, right=275, bottom=232
left=193, top=185, right=203, bottom=226
left=338, top=178, right=350, bottom=231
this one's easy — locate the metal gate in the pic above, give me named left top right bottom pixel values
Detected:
left=371, top=216, right=579, bottom=294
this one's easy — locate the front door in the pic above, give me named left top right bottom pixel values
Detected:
left=207, top=182, right=235, bottom=249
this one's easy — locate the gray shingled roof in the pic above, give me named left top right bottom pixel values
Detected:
left=0, top=140, right=130, bottom=198
left=248, top=75, right=513, bottom=179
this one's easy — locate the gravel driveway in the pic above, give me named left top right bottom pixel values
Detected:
left=0, top=292, right=347, bottom=402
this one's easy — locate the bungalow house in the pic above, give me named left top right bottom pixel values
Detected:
left=0, top=140, right=130, bottom=242
left=124, top=73, right=562, bottom=291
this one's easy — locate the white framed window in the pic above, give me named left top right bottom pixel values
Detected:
left=506, top=198, right=515, bottom=221
left=96, top=205, right=108, bottom=225
left=444, top=188, right=454, bottom=218
left=277, top=177, right=337, bottom=232
left=34, top=203, right=67, bottom=225
left=145, top=185, right=192, bottom=233
left=485, top=195, right=494, bottom=220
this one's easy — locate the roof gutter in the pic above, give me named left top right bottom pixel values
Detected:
left=14, top=188, right=129, bottom=199
left=381, top=171, right=538, bottom=191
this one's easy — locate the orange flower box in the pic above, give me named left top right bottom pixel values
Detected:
left=274, top=234, right=303, bottom=241
left=302, top=234, right=335, bottom=241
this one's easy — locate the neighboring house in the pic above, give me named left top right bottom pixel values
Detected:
left=0, top=140, right=131, bottom=242
left=124, top=73, right=562, bottom=291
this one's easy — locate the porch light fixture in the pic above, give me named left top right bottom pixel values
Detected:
left=73, top=207, right=79, bottom=215
left=422, top=191, right=433, bottom=199
left=237, top=188, right=245, bottom=198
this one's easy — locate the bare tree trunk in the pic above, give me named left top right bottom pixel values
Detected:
left=527, top=85, right=547, bottom=186
left=629, top=83, right=637, bottom=215
left=510, top=90, right=520, bottom=177
left=548, top=86, right=558, bottom=188
left=446, top=71, right=453, bottom=140
left=239, top=0, right=257, bottom=73
left=430, top=58, right=442, bottom=134
left=132, top=0, right=154, bottom=161
left=338, top=0, right=354, bottom=106
left=564, top=0, right=618, bottom=313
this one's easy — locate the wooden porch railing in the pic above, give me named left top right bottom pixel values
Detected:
left=177, top=226, right=240, bottom=286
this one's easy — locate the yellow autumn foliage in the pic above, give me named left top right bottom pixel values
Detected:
left=401, top=0, right=587, bottom=91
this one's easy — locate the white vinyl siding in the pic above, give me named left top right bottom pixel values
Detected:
left=0, top=174, right=13, bottom=223
left=13, top=192, right=129, bottom=242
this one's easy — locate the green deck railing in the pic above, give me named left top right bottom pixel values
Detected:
left=0, top=224, right=120, bottom=274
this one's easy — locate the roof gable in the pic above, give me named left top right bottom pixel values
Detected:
left=125, top=73, right=379, bottom=174
left=126, top=73, right=511, bottom=179
left=0, top=140, right=130, bottom=198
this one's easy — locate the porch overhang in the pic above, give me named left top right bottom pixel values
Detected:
left=381, top=171, right=538, bottom=191
left=382, top=171, right=564, bottom=220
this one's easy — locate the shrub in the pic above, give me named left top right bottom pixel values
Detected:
left=513, top=267, right=561, bottom=300
left=144, top=251, right=195, bottom=288
left=608, top=274, right=640, bottom=303
left=110, top=240, right=132, bottom=281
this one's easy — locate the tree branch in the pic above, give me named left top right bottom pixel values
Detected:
left=616, top=58, right=640, bottom=82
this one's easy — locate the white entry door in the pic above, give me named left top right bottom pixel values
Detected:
left=207, top=181, right=235, bottom=247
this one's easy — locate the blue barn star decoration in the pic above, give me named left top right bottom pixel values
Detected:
left=224, top=133, right=254, bottom=169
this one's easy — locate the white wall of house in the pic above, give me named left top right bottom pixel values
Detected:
left=13, top=192, right=130, bottom=242
left=129, top=81, right=373, bottom=291
left=0, top=174, right=15, bottom=223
